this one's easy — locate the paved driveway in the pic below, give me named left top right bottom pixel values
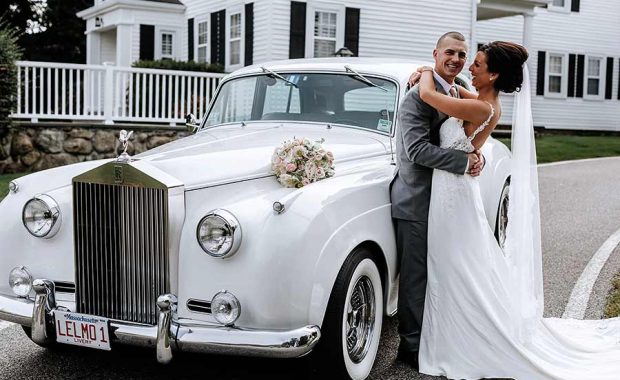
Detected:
left=1, top=157, right=620, bottom=380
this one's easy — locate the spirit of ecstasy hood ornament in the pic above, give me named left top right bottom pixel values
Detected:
left=117, top=130, right=133, bottom=162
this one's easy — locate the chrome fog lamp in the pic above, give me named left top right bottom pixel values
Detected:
left=22, top=194, right=61, bottom=238
left=9, top=266, right=33, bottom=298
left=211, top=291, right=241, bottom=326
left=196, top=209, right=241, bottom=258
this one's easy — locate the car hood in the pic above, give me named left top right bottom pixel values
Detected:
left=135, top=123, right=389, bottom=189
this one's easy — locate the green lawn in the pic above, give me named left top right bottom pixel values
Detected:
left=496, top=135, right=620, bottom=164
left=606, top=276, right=620, bottom=318
left=0, top=173, right=23, bottom=202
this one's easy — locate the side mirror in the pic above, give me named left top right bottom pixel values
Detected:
left=185, top=114, right=199, bottom=133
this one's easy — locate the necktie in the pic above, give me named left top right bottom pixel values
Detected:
left=449, top=86, right=458, bottom=98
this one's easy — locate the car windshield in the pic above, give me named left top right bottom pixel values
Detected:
left=204, top=73, right=398, bottom=134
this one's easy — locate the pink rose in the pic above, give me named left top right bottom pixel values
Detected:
left=286, top=163, right=297, bottom=172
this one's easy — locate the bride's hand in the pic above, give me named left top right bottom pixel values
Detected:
left=408, top=66, right=434, bottom=88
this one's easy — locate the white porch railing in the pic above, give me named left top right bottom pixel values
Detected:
left=11, top=61, right=226, bottom=125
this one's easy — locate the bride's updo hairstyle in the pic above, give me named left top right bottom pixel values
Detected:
left=478, top=41, right=529, bottom=93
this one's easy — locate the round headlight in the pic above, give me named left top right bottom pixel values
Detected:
left=196, top=209, right=241, bottom=258
left=211, top=290, right=241, bottom=326
left=22, top=194, right=61, bottom=238
left=9, top=266, right=33, bottom=298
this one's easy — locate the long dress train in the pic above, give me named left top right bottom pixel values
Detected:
left=419, top=114, right=620, bottom=380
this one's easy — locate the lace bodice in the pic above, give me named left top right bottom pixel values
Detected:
left=439, top=103, right=495, bottom=152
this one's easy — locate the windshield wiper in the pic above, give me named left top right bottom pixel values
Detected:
left=260, top=67, right=298, bottom=88
left=344, top=65, right=388, bottom=92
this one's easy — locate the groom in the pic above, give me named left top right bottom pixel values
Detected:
left=390, top=31, right=483, bottom=369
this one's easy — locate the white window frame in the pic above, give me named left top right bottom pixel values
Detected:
left=225, top=5, right=244, bottom=72
left=155, top=28, right=178, bottom=60
left=305, top=2, right=345, bottom=58
left=548, top=0, right=571, bottom=13
left=195, top=18, right=209, bottom=63
left=583, top=55, right=606, bottom=100
left=544, top=52, right=568, bottom=98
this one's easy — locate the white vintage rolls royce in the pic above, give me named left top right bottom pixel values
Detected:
left=0, top=58, right=511, bottom=379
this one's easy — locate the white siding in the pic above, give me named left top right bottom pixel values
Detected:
left=477, top=2, right=620, bottom=131
left=269, top=0, right=473, bottom=61
left=130, top=9, right=185, bottom=63
left=182, top=0, right=270, bottom=68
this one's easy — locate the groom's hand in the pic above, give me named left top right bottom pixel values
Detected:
left=467, top=150, right=484, bottom=177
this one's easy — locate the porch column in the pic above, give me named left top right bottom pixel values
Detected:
left=522, top=13, right=534, bottom=50
left=86, top=32, right=101, bottom=65
left=116, top=24, right=133, bottom=67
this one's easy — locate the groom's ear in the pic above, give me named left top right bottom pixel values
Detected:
left=432, top=49, right=438, bottom=60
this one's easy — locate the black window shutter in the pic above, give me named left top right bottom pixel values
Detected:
left=604, top=57, right=613, bottom=99
left=571, top=0, right=580, bottom=12
left=245, top=3, right=254, bottom=66
left=211, top=10, right=226, bottom=66
left=618, top=58, right=620, bottom=100
left=536, top=51, right=546, bottom=95
left=567, top=54, right=576, bottom=97
left=139, top=24, right=155, bottom=61
left=188, top=18, right=194, bottom=61
left=576, top=54, right=585, bottom=98
left=289, top=2, right=307, bottom=59
left=344, top=8, right=360, bottom=57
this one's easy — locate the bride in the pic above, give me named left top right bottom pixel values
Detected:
left=414, top=41, right=620, bottom=379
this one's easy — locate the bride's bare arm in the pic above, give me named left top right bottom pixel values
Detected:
left=457, top=85, right=478, bottom=99
left=418, top=70, right=491, bottom=127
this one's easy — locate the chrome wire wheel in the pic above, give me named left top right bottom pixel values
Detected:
left=497, top=182, right=510, bottom=248
left=346, top=275, right=375, bottom=363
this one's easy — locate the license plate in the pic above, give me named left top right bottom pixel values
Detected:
left=54, top=311, right=111, bottom=351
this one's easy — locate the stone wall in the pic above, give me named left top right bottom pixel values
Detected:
left=0, top=126, right=189, bottom=174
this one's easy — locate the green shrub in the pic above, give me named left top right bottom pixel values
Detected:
left=132, top=59, right=224, bottom=73
left=0, top=18, right=22, bottom=137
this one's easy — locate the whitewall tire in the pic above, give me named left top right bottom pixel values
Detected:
left=317, top=248, right=383, bottom=380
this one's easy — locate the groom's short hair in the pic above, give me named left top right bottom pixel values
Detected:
left=436, top=32, right=467, bottom=48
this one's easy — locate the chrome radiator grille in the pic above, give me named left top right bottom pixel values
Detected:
left=73, top=180, right=169, bottom=325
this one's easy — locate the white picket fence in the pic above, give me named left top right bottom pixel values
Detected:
left=11, top=61, right=226, bottom=125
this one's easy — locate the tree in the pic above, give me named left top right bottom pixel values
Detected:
left=0, top=17, right=22, bottom=137
left=1, top=0, right=92, bottom=63
left=27, top=0, right=93, bottom=63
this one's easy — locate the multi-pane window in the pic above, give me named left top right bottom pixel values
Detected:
left=161, top=32, right=174, bottom=59
left=547, top=54, right=564, bottom=94
left=229, top=13, right=242, bottom=66
left=197, top=21, right=208, bottom=63
left=313, top=11, right=337, bottom=57
left=586, top=57, right=603, bottom=96
left=550, top=0, right=570, bottom=11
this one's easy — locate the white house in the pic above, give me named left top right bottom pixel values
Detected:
left=75, top=0, right=620, bottom=131
left=477, top=0, right=620, bottom=131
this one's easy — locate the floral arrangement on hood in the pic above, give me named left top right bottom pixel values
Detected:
left=271, top=138, right=335, bottom=188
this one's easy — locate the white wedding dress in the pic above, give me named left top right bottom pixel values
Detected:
left=419, top=111, right=620, bottom=380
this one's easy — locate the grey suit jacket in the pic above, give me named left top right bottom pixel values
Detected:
left=390, top=81, right=468, bottom=221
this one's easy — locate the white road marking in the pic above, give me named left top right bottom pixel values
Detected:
left=538, top=156, right=620, bottom=168
left=0, top=321, right=15, bottom=331
left=563, top=227, right=620, bottom=319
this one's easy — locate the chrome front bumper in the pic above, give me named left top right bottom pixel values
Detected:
left=0, top=280, right=321, bottom=363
